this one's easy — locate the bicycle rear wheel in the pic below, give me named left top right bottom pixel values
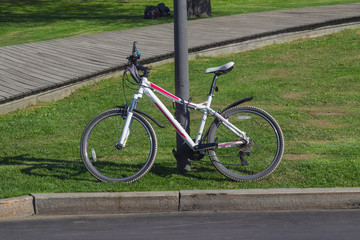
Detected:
left=208, top=106, right=284, bottom=181
left=80, top=108, right=158, bottom=182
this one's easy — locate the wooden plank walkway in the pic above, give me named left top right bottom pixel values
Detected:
left=0, top=3, right=360, bottom=108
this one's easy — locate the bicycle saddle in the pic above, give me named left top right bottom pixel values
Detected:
left=205, top=62, right=235, bottom=75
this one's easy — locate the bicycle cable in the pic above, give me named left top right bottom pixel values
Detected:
left=121, top=68, right=140, bottom=106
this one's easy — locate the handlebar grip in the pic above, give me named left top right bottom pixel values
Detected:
left=136, top=63, right=149, bottom=72
left=132, top=41, right=141, bottom=59
left=132, top=41, right=137, bottom=54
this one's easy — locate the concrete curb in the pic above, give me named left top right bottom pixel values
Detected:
left=2, top=188, right=360, bottom=219
left=180, top=188, right=360, bottom=211
left=31, top=191, right=179, bottom=215
left=0, top=195, right=34, bottom=219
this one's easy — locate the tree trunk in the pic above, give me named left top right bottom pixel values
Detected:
left=187, top=0, right=211, bottom=18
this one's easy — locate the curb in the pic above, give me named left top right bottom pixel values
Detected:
left=180, top=188, right=360, bottom=211
left=0, top=196, right=34, bottom=219
left=32, top=191, right=179, bottom=215
left=2, top=188, right=360, bottom=219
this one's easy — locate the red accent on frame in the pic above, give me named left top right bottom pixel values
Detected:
left=150, top=82, right=180, bottom=101
left=154, top=102, right=187, bottom=138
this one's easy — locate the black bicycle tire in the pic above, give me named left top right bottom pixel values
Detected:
left=208, top=105, right=284, bottom=181
left=80, top=108, right=158, bottom=182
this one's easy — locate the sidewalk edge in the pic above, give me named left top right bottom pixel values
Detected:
left=2, top=188, right=360, bottom=219
left=0, top=195, right=35, bottom=219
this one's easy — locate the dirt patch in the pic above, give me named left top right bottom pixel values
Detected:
left=303, top=106, right=350, bottom=116
left=310, top=139, right=331, bottom=143
left=284, top=153, right=318, bottom=160
left=267, top=68, right=290, bottom=78
left=312, top=112, right=348, bottom=116
left=91, top=85, right=99, bottom=90
left=283, top=92, right=301, bottom=100
left=308, top=119, right=340, bottom=128
left=278, top=52, right=302, bottom=63
left=282, top=91, right=309, bottom=100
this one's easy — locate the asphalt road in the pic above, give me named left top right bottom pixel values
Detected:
left=1, top=210, right=360, bottom=240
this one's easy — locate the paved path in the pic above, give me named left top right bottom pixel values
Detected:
left=0, top=3, right=360, bottom=113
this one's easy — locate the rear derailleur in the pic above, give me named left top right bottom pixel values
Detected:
left=239, top=138, right=254, bottom=166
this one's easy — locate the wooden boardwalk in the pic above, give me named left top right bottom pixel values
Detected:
left=0, top=3, right=360, bottom=111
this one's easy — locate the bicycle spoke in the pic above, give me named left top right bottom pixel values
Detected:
left=208, top=106, right=284, bottom=181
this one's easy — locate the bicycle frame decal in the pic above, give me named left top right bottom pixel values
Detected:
left=144, top=84, right=196, bottom=148
left=149, top=82, right=180, bottom=102
left=149, top=81, right=197, bottom=109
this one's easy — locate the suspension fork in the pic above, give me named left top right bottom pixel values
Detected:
left=115, top=87, right=144, bottom=149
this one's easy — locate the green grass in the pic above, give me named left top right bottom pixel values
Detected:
left=0, top=27, right=359, bottom=199
left=0, top=0, right=359, bottom=46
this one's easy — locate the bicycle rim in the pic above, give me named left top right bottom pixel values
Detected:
left=208, top=106, right=284, bottom=181
left=80, top=109, right=157, bottom=182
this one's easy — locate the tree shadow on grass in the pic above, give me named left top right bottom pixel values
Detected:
left=0, top=0, right=173, bottom=24
left=0, top=154, right=95, bottom=182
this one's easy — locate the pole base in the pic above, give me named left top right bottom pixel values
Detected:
left=172, top=149, right=191, bottom=174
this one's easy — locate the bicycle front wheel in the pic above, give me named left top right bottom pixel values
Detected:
left=80, top=108, right=158, bottom=182
left=208, top=106, right=284, bottom=181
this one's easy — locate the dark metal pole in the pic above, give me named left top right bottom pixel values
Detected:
left=173, top=0, right=191, bottom=173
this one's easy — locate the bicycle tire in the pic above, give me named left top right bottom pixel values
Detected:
left=208, top=105, right=284, bottom=181
left=80, top=108, right=158, bottom=182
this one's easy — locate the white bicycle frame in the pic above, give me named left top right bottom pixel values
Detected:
left=117, top=76, right=249, bottom=151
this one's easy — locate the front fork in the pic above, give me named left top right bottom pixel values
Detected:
left=115, top=89, right=143, bottom=150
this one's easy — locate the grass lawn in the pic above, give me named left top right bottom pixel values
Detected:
left=0, top=27, right=359, bottom=199
left=0, top=0, right=359, bottom=46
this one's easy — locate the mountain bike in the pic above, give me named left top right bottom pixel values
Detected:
left=80, top=42, right=284, bottom=182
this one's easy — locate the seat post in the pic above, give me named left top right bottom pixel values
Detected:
left=208, top=74, right=218, bottom=96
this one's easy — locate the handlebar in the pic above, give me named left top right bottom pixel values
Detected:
left=132, top=41, right=137, bottom=55
left=131, top=41, right=141, bottom=59
left=126, top=41, right=150, bottom=80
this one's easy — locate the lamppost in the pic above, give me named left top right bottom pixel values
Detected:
left=173, top=0, right=191, bottom=173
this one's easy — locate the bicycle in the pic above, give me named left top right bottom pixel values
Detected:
left=80, top=42, right=284, bottom=182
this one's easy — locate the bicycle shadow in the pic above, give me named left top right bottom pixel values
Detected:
left=0, top=154, right=223, bottom=182
left=150, top=160, right=222, bottom=181
left=0, top=154, right=93, bottom=182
